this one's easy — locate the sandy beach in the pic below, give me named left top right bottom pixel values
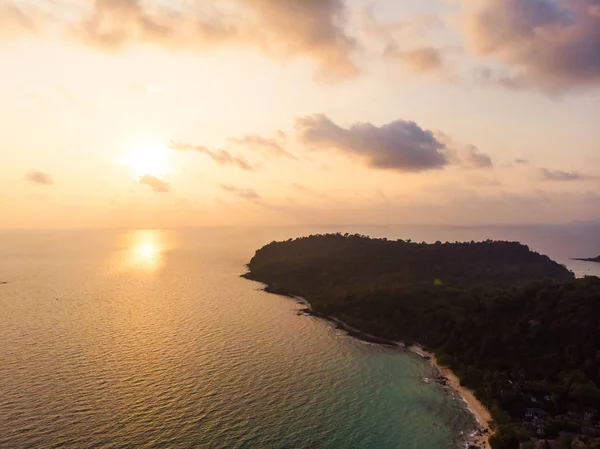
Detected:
left=407, top=345, right=493, bottom=449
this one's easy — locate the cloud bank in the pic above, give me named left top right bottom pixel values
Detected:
left=460, top=0, right=600, bottom=91
left=73, top=0, right=358, bottom=82
left=7, top=0, right=600, bottom=92
left=74, top=0, right=237, bottom=51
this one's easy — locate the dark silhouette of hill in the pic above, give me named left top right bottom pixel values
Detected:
left=244, top=234, right=599, bottom=449
left=245, top=234, right=573, bottom=295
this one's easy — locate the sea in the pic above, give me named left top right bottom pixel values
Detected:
left=1, top=224, right=599, bottom=449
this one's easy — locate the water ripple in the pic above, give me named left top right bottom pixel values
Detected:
left=0, top=228, right=540, bottom=448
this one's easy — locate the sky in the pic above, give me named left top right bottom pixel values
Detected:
left=1, top=0, right=599, bottom=228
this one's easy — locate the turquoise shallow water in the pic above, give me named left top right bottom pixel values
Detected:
left=1, top=225, right=598, bottom=448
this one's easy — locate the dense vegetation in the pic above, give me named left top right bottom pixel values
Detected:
left=244, top=234, right=600, bottom=449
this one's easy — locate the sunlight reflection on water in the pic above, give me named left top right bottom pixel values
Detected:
left=122, top=230, right=165, bottom=272
left=0, top=225, right=597, bottom=448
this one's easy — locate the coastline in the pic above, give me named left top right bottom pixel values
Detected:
left=248, top=280, right=494, bottom=449
left=406, top=345, right=493, bottom=449
left=301, top=300, right=494, bottom=448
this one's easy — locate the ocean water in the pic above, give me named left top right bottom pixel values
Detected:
left=1, top=224, right=598, bottom=449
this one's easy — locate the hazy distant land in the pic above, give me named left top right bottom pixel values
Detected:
left=572, top=255, right=600, bottom=263
left=244, top=234, right=600, bottom=449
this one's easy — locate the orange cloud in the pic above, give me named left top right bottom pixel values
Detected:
left=228, top=133, right=296, bottom=160
left=138, top=174, right=170, bottom=193
left=73, top=0, right=238, bottom=51
left=242, top=0, right=359, bottom=83
left=221, top=184, right=261, bottom=200
left=25, top=171, right=54, bottom=185
left=385, top=45, right=444, bottom=74
left=0, top=1, right=39, bottom=38
left=169, top=141, right=255, bottom=171
left=71, top=0, right=358, bottom=82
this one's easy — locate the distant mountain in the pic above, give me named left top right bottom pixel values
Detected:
left=572, top=255, right=600, bottom=263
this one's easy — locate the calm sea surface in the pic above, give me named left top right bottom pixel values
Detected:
left=1, top=225, right=598, bottom=449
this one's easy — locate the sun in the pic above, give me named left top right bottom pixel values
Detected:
left=120, top=139, right=170, bottom=178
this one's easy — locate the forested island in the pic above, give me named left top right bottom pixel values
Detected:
left=243, top=234, right=600, bottom=449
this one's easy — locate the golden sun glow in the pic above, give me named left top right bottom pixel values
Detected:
left=119, top=230, right=165, bottom=272
left=120, top=140, right=171, bottom=178
left=135, top=242, right=158, bottom=260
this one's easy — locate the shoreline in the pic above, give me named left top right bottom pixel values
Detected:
left=406, top=345, right=492, bottom=449
left=248, top=279, right=494, bottom=448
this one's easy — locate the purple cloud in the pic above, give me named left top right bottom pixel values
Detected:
left=461, top=0, right=600, bottom=91
left=538, top=168, right=590, bottom=181
left=295, top=114, right=449, bottom=172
